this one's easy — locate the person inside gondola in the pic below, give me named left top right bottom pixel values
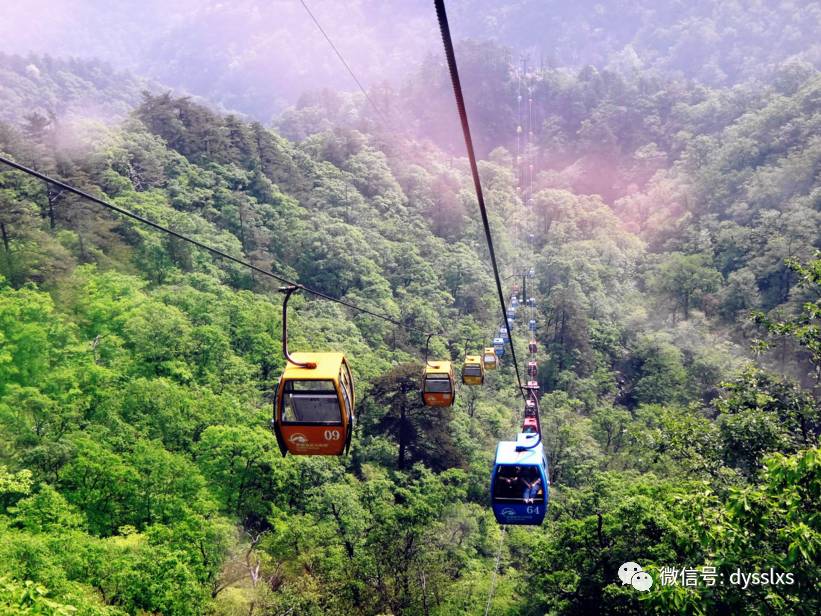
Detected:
left=521, top=467, right=542, bottom=504
left=495, top=465, right=522, bottom=499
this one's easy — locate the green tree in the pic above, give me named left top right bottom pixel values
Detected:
left=629, top=334, right=688, bottom=406
left=753, top=253, right=821, bottom=367
left=650, top=252, right=723, bottom=321
left=364, top=363, right=461, bottom=471
left=714, top=366, right=819, bottom=475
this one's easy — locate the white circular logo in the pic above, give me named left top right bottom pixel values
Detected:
left=631, top=571, right=653, bottom=592
left=619, top=562, right=642, bottom=585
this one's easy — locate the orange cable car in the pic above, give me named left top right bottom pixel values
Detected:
left=422, top=361, right=456, bottom=407
left=462, top=355, right=484, bottom=385
left=272, top=287, right=355, bottom=457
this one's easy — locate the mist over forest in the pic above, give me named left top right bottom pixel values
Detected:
left=0, top=1, right=819, bottom=615
left=2, top=0, right=819, bottom=119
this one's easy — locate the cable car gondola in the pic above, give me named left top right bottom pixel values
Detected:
left=522, top=416, right=538, bottom=434
left=483, top=347, right=498, bottom=370
left=528, top=319, right=537, bottom=332
left=422, top=361, right=456, bottom=407
left=490, top=433, right=549, bottom=525
left=507, top=307, right=516, bottom=320
left=528, top=360, right=538, bottom=379
left=273, top=287, right=355, bottom=457
left=462, top=355, right=484, bottom=385
left=511, top=296, right=519, bottom=309
left=528, top=339, right=538, bottom=353
left=524, top=399, right=537, bottom=417
left=499, top=326, right=509, bottom=344
left=493, top=337, right=505, bottom=357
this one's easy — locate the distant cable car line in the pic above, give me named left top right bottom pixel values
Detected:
left=433, top=0, right=525, bottom=399
left=0, top=155, right=434, bottom=337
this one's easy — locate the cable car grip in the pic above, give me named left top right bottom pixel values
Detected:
left=424, top=332, right=437, bottom=367
left=278, top=285, right=317, bottom=369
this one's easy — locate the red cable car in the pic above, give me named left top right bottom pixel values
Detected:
left=528, top=360, right=538, bottom=379
left=522, top=416, right=539, bottom=434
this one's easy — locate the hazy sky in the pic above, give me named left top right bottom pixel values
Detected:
left=0, top=1, right=440, bottom=111
left=2, top=1, right=818, bottom=121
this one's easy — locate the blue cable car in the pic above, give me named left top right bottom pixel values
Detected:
left=490, top=433, right=548, bottom=525
left=493, top=337, right=505, bottom=357
left=499, top=326, right=509, bottom=343
left=507, top=317, right=514, bottom=329
left=528, top=319, right=537, bottom=332
left=507, top=307, right=516, bottom=320
left=511, top=296, right=519, bottom=309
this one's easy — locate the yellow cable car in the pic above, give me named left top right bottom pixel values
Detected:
left=274, top=352, right=355, bottom=456
left=422, top=361, right=456, bottom=407
left=462, top=355, right=484, bottom=385
left=271, top=286, right=354, bottom=457
left=483, top=347, right=498, bottom=370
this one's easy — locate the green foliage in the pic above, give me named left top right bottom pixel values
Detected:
left=630, top=334, right=689, bottom=406
left=659, top=448, right=821, bottom=615
left=363, top=363, right=462, bottom=471
left=0, top=53, right=144, bottom=126
left=754, top=253, right=821, bottom=367
left=0, top=48, right=817, bottom=615
left=10, top=485, right=85, bottom=533
left=650, top=253, right=723, bottom=321
left=714, top=366, right=819, bottom=475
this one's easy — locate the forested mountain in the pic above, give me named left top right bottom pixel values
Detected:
left=0, top=3, right=819, bottom=615
left=1, top=1, right=818, bottom=120
left=0, top=54, right=147, bottom=126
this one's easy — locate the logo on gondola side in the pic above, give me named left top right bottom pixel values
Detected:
left=501, top=508, right=516, bottom=517
left=288, top=433, right=309, bottom=444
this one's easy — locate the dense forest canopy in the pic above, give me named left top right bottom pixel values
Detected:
left=1, top=1, right=818, bottom=119
left=0, top=1, right=819, bottom=615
